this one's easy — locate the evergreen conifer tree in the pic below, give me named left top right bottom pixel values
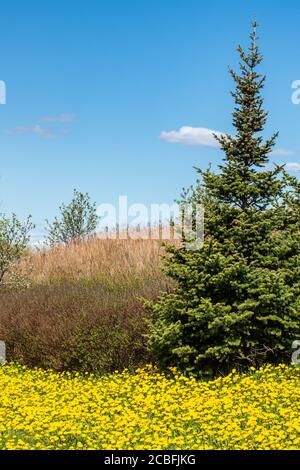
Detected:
left=147, top=22, right=300, bottom=376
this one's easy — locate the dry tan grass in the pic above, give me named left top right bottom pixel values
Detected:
left=25, top=229, right=179, bottom=285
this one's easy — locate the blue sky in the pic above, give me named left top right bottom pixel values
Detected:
left=0, top=0, right=300, bottom=238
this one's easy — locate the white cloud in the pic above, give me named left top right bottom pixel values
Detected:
left=285, top=162, right=300, bottom=172
left=8, top=125, right=72, bottom=139
left=8, top=125, right=54, bottom=139
left=270, top=148, right=295, bottom=157
left=160, top=128, right=296, bottom=159
left=9, top=126, right=30, bottom=135
left=32, top=125, right=54, bottom=138
left=42, top=113, right=75, bottom=123
left=160, top=126, right=225, bottom=148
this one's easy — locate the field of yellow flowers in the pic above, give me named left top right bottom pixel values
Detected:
left=0, top=363, right=299, bottom=450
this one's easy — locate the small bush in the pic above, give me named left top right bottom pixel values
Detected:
left=46, top=189, right=99, bottom=245
left=0, top=282, right=151, bottom=374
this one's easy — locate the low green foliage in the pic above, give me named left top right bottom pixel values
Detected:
left=0, top=281, right=150, bottom=374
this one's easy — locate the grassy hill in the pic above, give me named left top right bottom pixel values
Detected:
left=0, top=235, right=176, bottom=372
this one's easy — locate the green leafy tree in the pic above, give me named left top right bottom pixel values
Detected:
left=0, top=213, right=34, bottom=287
left=146, top=22, right=300, bottom=376
left=46, top=189, right=99, bottom=245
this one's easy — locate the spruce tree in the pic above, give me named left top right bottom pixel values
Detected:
left=147, top=22, right=300, bottom=376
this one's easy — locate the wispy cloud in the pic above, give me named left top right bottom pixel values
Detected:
left=270, top=148, right=295, bottom=157
left=41, top=113, right=75, bottom=123
left=7, top=113, right=74, bottom=139
left=160, top=126, right=224, bottom=148
left=285, top=162, right=300, bottom=172
left=8, top=126, right=30, bottom=136
left=7, top=125, right=72, bottom=139
left=32, top=125, right=54, bottom=138
left=8, top=125, right=54, bottom=139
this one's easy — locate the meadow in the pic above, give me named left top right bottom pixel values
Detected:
left=0, top=363, right=298, bottom=450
